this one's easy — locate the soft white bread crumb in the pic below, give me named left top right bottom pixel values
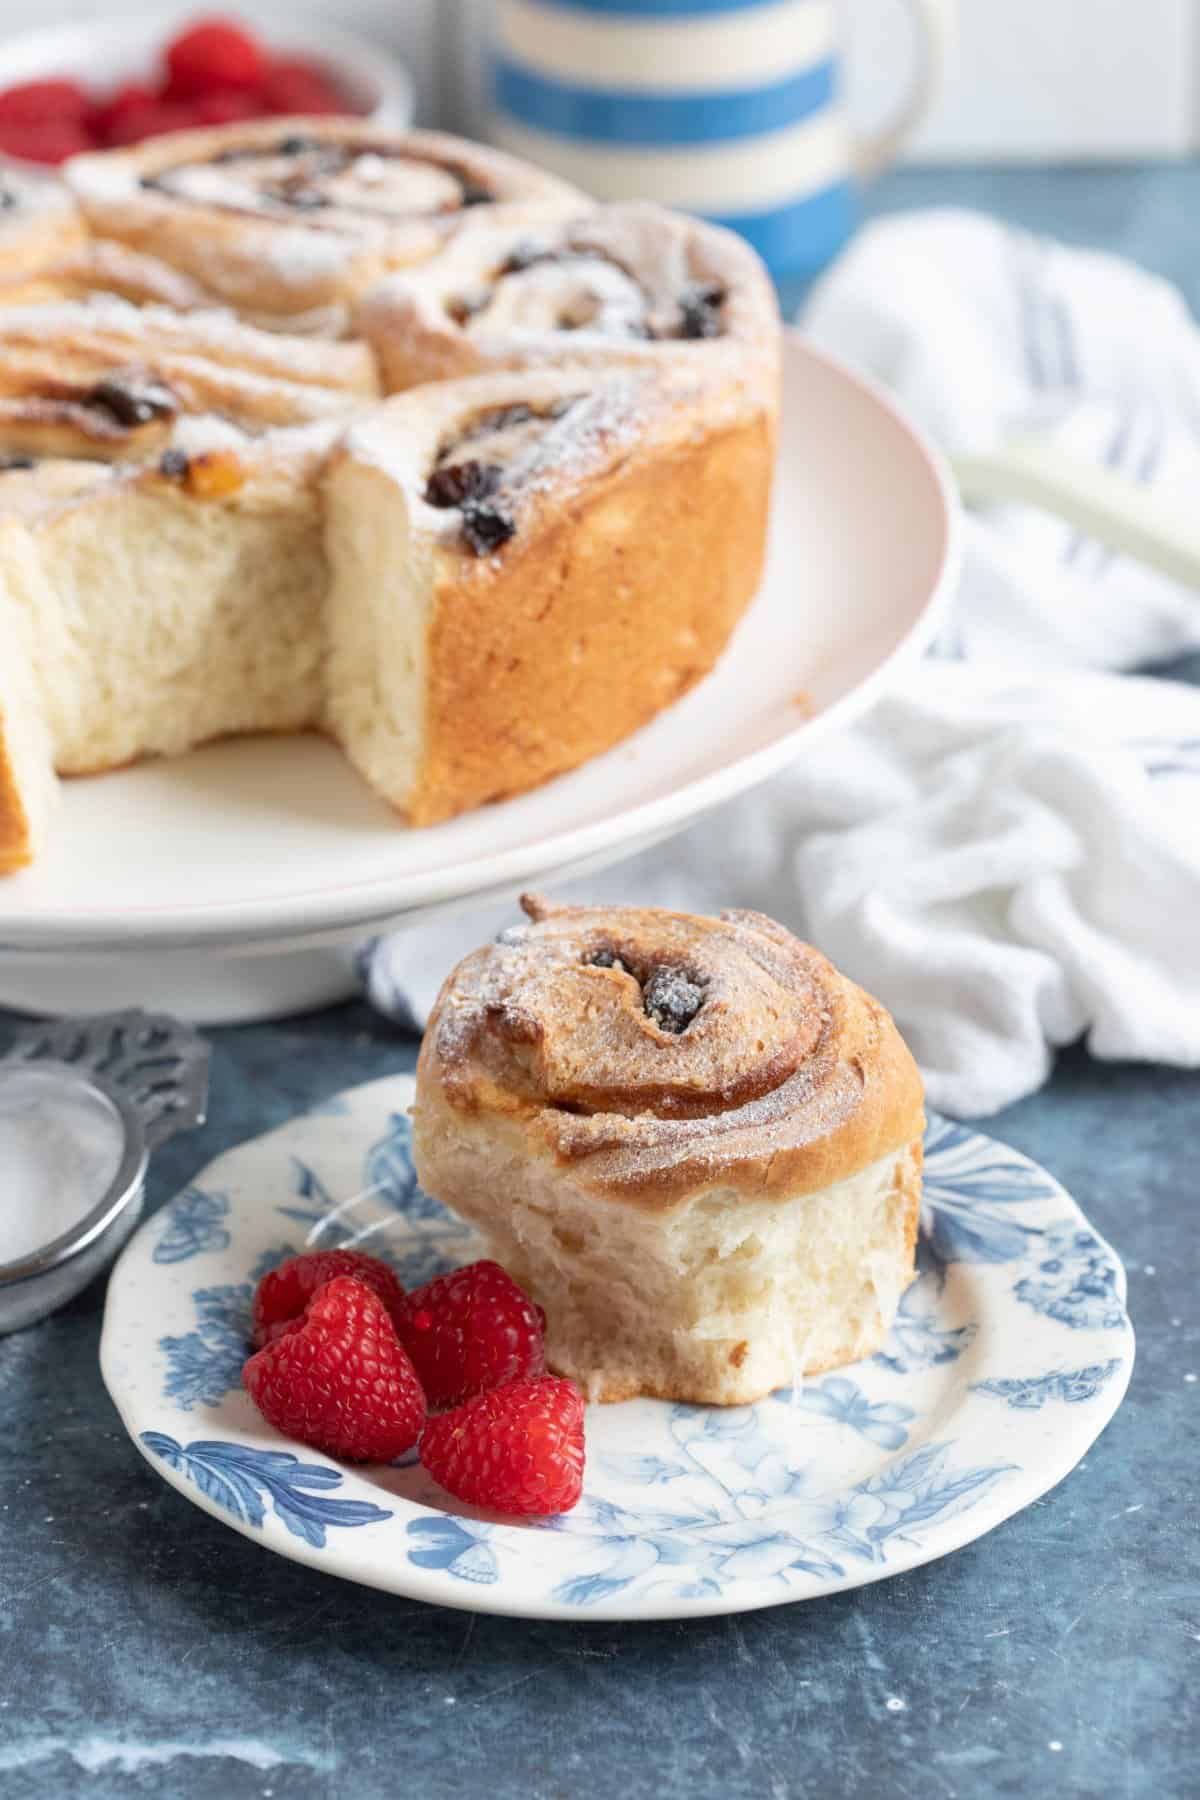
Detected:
left=321, top=456, right=435, bottom=814
left=17, top=459, right=327, bottom=778
left=414, top=1077, right=922, bottom=1406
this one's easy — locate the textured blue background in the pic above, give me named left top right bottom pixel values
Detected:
left=1, top=165, right=1198, bottom=1799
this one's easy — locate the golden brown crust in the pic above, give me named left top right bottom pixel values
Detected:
left=417, top=900, right=926, bottom=1210
left=409, top=406, right=773, bottom=825
left=66, top=121, right=585, bottom=326
left=0, top=732, right=34, bottom=872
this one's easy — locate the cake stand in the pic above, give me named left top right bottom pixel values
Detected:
left=0, top=335, right=959, bottom=1023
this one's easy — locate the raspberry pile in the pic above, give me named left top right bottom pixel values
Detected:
left=0, top=16, right=353, bottom=166
left=242, top=1250, right=585, bottom=1517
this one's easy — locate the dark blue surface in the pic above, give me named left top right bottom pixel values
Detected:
left=1, top=165, right=1199, bottom=1799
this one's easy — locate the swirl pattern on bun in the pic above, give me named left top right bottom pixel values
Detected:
left=66, top=123, right=585, bottom=334
left=415, top=897, right=925, bottom=1404
left=357, top=201, right=780, bottom=400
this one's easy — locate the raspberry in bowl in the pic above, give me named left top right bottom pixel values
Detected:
left=0, top=12, right=413, bottom=165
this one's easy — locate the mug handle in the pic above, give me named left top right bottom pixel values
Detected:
left=852, top=0, right=956, bottom=181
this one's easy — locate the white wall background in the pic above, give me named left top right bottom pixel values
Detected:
left=0, top=0, right=1195, bottom=160
left=848, top=0, right=1199, bottom=159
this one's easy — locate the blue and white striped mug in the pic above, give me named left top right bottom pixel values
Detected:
left=486, top=0, right=952, bottom=276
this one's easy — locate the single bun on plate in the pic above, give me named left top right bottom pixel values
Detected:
left=65, top=121, right=585, bottom=335
left=357, top=201, right=780, bottom=397
left=323, top=358, right=772, bottom=825
left=413, top=898, right=926, bottom=1406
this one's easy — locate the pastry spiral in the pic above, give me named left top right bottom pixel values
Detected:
left=414, top=898, right=925, bottom=1404
left=66, top=122, right=584, bottom=334
left=357, top=201, right=780, bottom=399
left=0, top=297, right=378, bottom=462
left=0, top=124, right=777, bottom=874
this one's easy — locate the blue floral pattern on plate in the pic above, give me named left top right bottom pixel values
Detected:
left=972, top=1360, right=1125, bottom=1409
left=102, top=1076, right=1135, bottom=1622
left=1012, top=1222, right=1127, bottom=1330
left=160, top=1244, right=296, bottom=1409
left=152, top=1187, right=231, bottom=1264
left=141, top=1433, right=391, bottom=1547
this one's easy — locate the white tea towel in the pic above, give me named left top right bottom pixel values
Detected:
left=803, top=209, right=1200, bottom=671
left=364, top=211, right=1200, bottom=1116
left=365, top=667, right=1200, bottom=1116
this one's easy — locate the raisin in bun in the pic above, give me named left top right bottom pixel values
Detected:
left=357, top=201, right=780, bottom=400
left=413, top=897, right=925, bottom=1406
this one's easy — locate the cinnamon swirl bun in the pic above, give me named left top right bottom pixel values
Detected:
left=413, top=898, right=925, bottom=1405
left=65, top=122, right=585, bottom=335
left=323, top=359, right=772, bottom=825
left=357, top=202, right=780, bottom=401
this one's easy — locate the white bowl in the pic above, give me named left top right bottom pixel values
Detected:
left=0, top=6, right=415, bottom=155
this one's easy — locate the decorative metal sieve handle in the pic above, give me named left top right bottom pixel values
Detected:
left=4, top=1010, right=209, bottom=1148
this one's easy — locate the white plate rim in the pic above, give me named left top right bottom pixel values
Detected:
left=101, top=1075, right=1134, bottom=1623
left=2, top=334, right=961, bottom=951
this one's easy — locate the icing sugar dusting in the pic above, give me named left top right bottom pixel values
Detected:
left=468, top=257, right=647, bottom=341
left=431, top=901, right=868, bottom=1199
left=348, top=369, right=651, bottom=546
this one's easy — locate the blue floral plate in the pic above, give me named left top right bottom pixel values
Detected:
left=101, top=1076, right=1134, bottom=1621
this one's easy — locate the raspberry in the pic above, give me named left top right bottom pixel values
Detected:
left=191, top=88, right=265, bottom=126
left=102, top=100, right=193, bottom=149
left=421, top=1377, right=585, bottom=1515
left=0, top=80, right=90, bottom=126
left=252, top=1247, right=404, bottom=1349
left=93, top=83, right=156, bottom=146
left=0, top=119, right=93, bottom=164
left=165, top=19, right=266, bottom=97
left=395, top=1260, right=545, bottom=1408
left=243, top=1276, right=425, bottom=1463
left=261, top=59, right=345, bottom=116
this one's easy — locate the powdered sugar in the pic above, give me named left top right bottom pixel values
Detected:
left=166, top=414, right=249, bottom=457
left=0, top=165, right=75, bottom=228
left=423, top=899, right=895, bottom=1208
left=346, top=367, right=652, bottom=548
left=466, top=256, right=648, bottom=341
